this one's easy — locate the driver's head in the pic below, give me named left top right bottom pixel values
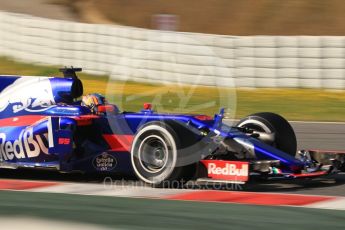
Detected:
left=81, top=93, right=106, bottom=113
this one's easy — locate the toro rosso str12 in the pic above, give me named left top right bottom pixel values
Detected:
left=0, top=68, right=343, bottom=187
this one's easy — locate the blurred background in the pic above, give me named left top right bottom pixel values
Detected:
left=0, top=0, right=344, bottom=120
left=3, top=0, right=345, bottom=35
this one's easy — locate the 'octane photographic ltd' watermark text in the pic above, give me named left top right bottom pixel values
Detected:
left=103, top=177, right=244, bottom=191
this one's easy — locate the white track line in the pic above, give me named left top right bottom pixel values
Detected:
left=26, top=182, right=345, bottom=211
left=305, top=197, right=345, bottom=210
left=30, top=182, right=188, bottom=198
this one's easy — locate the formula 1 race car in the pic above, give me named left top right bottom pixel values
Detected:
left=0, top=68, right=343, bottom=187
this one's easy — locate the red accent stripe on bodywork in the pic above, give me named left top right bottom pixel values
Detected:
left=194, top=115, right=213, bottom=121
left=290, top=171, right=328, bottom=178
left=97, top=105, right=115, bottom=113
left=0, top=115, right=46, bottom=127
left=72, top=115, right=99, bottom=126
left=0, top=115, right=99, bottom=127
left=0, top=179, right=60, bottom=190
left=166, top=191, right=335, bottom=206
left=103, top=134, right=134, bottom=152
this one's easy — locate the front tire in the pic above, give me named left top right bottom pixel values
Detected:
left=236, top=112, right=297, bottom=156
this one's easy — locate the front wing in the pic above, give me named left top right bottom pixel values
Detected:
left=195, top=151, right=343, bottom=184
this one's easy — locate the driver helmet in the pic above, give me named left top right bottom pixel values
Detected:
left=81, top=93, right=106, bottom=113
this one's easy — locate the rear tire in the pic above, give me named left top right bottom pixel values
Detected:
left=131, top=121, right=199, bottom=187
left=236, top=112, right=297, bottom=156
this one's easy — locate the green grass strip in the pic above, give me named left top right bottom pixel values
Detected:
left=1, top=57, right=344, bottom=121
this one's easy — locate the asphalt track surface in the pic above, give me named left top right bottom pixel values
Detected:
left=290, top=121, right=345, bottom=151
left=0, top=121, right=345, bottom=196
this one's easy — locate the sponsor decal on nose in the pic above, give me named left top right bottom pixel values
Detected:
left=208, top=162, right=248, bottom=177
left=201, top=160, right=249, bottom=182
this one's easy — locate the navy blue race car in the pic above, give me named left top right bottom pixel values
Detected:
left=0, top=68, right=342, bottom=187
